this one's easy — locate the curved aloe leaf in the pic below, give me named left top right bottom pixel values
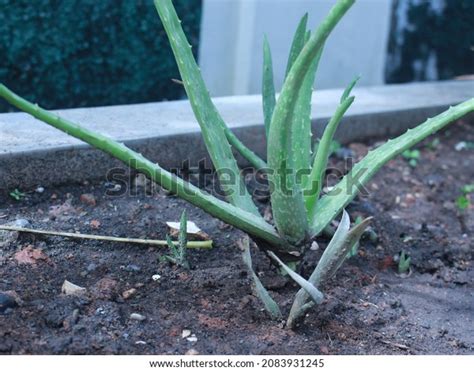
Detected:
left=294, top=41, right=323, bottom=190
left=305, top=77, right=358, bottom=223
left=239, top=237, right=282, bottom=320
left=268, top=251, right=324, bottom=305
left=0, top=84, right=289, bottom=251
left=262, top=35, right=276, bottom=138
left=267, top=0, right=355, bottom=244
left=310, top=98, right=474, bottom=237
left=312, top=211, right=372, bottom=284
left=287, top=211, right=371, bottom=327
left=154, top=0, right=264, bottom=214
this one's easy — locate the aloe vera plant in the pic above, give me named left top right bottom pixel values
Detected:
left=1, top=0, right=473, bottom=327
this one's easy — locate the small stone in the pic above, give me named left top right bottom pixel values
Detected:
left=13, top=219, right=31, bottom=228
left=90, top=219, right=101, bottom=229
left=320, top=345, right=329, bottom=354
left=185, top=348, right=199, bottom=355
left=130, top=313, right=146, bottom=321
left=122, top=288, right=137, bottom=300
left=35, top=186, right=45, bottom=193
left=310, top=241, right=319, bottom=251
left=152, top=274, right=161, bottom=281
left=0, top=219, right=31, bottom=248
left=181, top=329, right=191, bottom=338
left=135, top=340, right=147, bottom=345
left=0, top=292, right=18, bottom=314
left=454, top=141, right=466, bottom=151
left=186, top=335, right=198, bottom=342
left=61, top=280, right=87, bottom=296
left=80, top=193, right=96, bottom=206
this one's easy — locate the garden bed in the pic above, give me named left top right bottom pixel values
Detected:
left=0, top=119, right=472, bottom=355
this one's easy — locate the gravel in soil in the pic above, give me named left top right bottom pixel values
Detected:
left=0, top=120, right=473, bottom=354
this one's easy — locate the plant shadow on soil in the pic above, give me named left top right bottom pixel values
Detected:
left=0, top=120, right=473, bottom=355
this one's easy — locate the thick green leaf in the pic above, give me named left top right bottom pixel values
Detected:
left=154, top=0, right=263, bottom=214
left=239, top=237, right=282, bottom=320
left=262, top=35, right=276, bottom=138
left=305, top=77, right=358, bottom=223
left=310, top=98, right=474, bottom=237
left=267, top=0, right=355, bottom=244
left=268, top=251, right=324, bottom=305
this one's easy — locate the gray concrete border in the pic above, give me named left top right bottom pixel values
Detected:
left=1, top=81, right=473, bottom=190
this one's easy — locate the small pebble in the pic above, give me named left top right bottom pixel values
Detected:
left=186, top=335, right=198, bottom=342
left=35, top=186, right=45, bottom=193
left=80, top=193, right=96, bottom=206
left=130, top=313, right=146, bottom=322
left=152, top=274, right=161, bottom=281
left=13, top=218, right=31, bottom=228
left=181, top=329, right=191, bottom=338
left=185, top=348, right=199, bottom=355
left=122, top=288, right=137, bottom=300
left=310, top=241, right=319, bottom=251
left=455, top=141, right=466, bottom=151
left=61, top=280, right=86, bottom=296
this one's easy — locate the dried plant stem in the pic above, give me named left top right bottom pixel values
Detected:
left=0, top=225, right=213, bottom=249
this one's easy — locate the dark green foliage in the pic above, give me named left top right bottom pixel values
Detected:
left=0, top=0, right=201, bottom=112
left=387, top=0, right=474, bottom=83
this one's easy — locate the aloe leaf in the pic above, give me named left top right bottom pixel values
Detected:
left=305, top=77, right=358, bottom=223
left=285, top=13, right=309, bottom=79
left=154, top=0, right=264, bottom=214
left=267, top=251, right=324, bottom=305
left=239, top=237, right=282, bottom=320
left=340, top=75, right=360, bottom=103
left=267, top=0, right=355, bottom=245
left=287, top=211, right=371, bottom=327
left=311, top=211, right=372, bottom=284
left=310, top=98, right=474, bottom=237
left=166, top=235, right=179, bottom=258
left=0, top=84, right=290, bottom=251
left=262, top=35, right=276, bottom=138
left=293, top=40, right=323, bottom=190
left=286, top=19, right=323, bottom=189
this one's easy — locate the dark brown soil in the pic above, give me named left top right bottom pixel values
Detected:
left=0, top=120, right=473, bottom=355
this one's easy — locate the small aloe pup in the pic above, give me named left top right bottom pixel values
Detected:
left=1, top=0, right=473, bottom=327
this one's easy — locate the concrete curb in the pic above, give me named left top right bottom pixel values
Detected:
left=1, top=80, right=473, bottom=190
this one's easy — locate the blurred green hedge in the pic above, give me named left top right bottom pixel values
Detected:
left=387, top=0, right=474, bottom=83
left=0, top=0, right=201, bottom=112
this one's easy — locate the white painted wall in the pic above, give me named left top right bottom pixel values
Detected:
left=199, top=0, right=392, bottom=97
